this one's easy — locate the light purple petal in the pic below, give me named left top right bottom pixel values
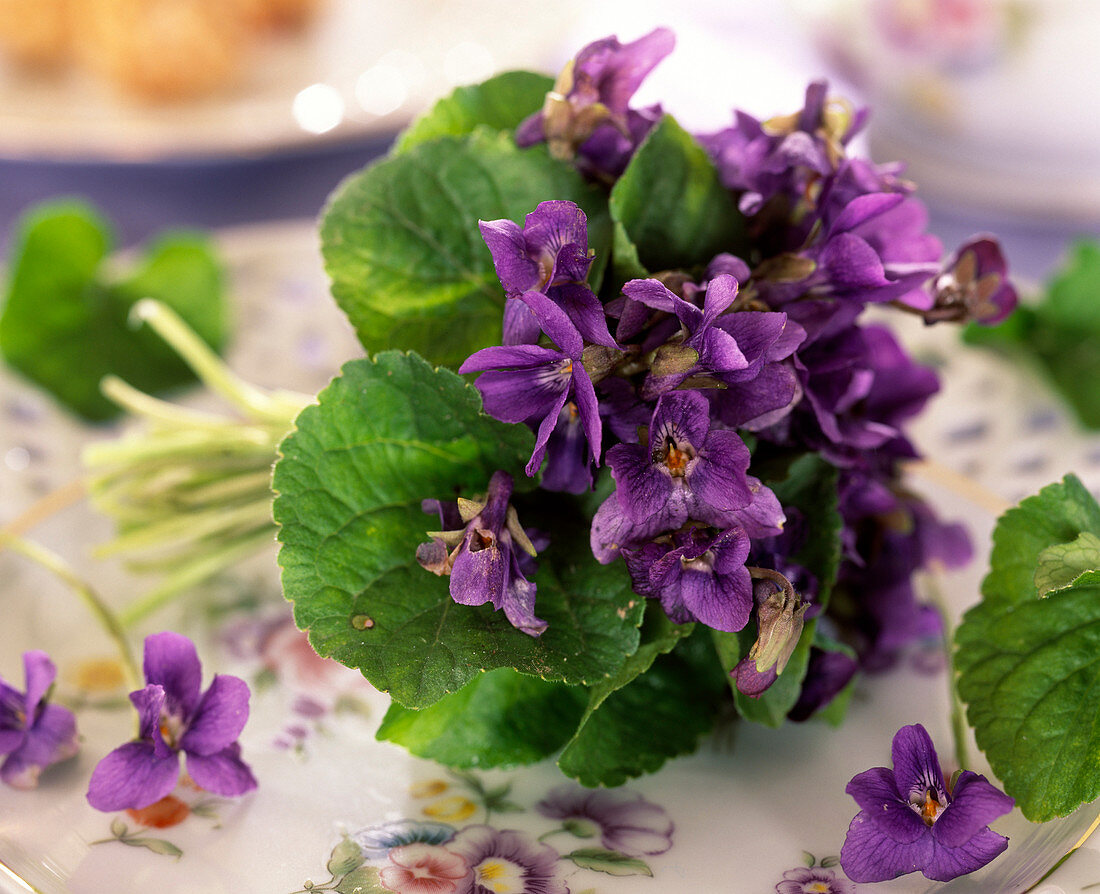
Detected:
left=934, top=771, right=1014, bottom=849
left=590, top=492, right=663, bottom=563
left=820, top=233, right=891, bottom=291
left=142, top=631, right=203, bottom=720
left=726, top=477, right=786, bottom=538
left=622, top=278, right=698, bottom=328
left=21, top=651, right=56, bottom=714
left=502, top=567, right=546, bottom=637
left=677, top=561, right=752, bottom=631
left=479, top=218, right=539, bottom=295
left=179, top=675, right=250, bottom=757
left=86, top=741, right=179, bottom=811
left=0, top=704, right=78, bottom=789
left=185, top=742, right=257, bottom=797
left=840, top=810, right=934, bottom=883
left=129, top=684, right=169, bottom=749
left=515, top=111, right=544, bottom=147
left=575, top=28, right=675, bottom=115
left=831, top=192, right=907, bottom=235
left=846, top=766, right=903, bottom=812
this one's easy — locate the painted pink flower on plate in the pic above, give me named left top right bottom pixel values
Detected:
left=379, top=843, right=469, bottom=894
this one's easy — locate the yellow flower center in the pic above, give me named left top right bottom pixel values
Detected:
left=473, top=857, right=525, bottom=894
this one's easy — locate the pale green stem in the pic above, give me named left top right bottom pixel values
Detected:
left=118, top=528, right=275, bottom=628
left=99, top=374, right=233, bottom=429
left=92, top=500, right=273, bottom=558
left=923, top=571, right=970, bottom=774
left=0, top=533, right=140, bottom=689
left=128, top=299, right=310, bottom=423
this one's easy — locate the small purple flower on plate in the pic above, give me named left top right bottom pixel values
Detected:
left=775, top=865, right=854, bottom=894
left=0, top=650, right=79, bottom=789
left=447, top=825, right=567, bottom=894
left=86, top=631, right=256, bottom=812
left=840, top=723, right=1013, bottom=882
left=536, top=785, right=673, bottom=856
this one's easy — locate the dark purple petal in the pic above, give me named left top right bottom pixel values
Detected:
left=891, top=724, right=947, bottom=804
left=142, top=631, right=203, bottom=720
left=923, top=827, right=1009, bottom=882
left=502, top=297, right=542, bottom=345
left=733, top=656, right=777, bottom=696
left=573, top=28, right=674, bottom=115
left=86, top=741, right=179, bottom=811
left=515, top=111, right=544, bottom=147
left=450, top=538, right=507, bottom=609
left=470, top=361, right=571, bottom=425
left=819, top=233, right=892, bottom=291
left=527, top=387, right=572, bottom=477
left=0, top=704, right=78, bottom=789
left=549, top=283, right=617, bottom=348
left=726, top=477, right=786, bottom=538
left=479, top=218, right=540, bottom=295
left=840, top=810, right=934, bottom=883
left=571, top=363, right=603, bottom=465
left=540, top=404, right=595, bottom=494
left=607, top=443, right=672, bottom=523
left=622, top=278, right=698, bottom=326
left=520, top=289, right=584, bottom=357
left=502, top=568, right=546, bottom=637
left=459, top=343, right=564, bottom=375
left=179, top=674, right=251, bottom=757
left=845, top=766, right=904, bottom=813
left=524, top=201, right=590, bottom=279
left=692, top=429, right=753, bottom=511
left=788, top=646, right=859, bottom=721
left=933, top=771, right=1014, bottom=849
left=21, top=650, right=56, bottom=715
left=185, top=742, right=257, bottom=797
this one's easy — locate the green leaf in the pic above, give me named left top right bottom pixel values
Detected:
left=956, top=570, right=1100, bottom=821
left=964, top=241, right=1100, bottom=428
left=565, top=848, right=653, bottom=877
left=394, top=71, right=553, bottom=153
left=1035, top=531, right=1100, bottom=596
left=376, top=668, right=587, bottom=768
left=0, top=203, right=227, bottom=421
left=334, top=865, right=388, bottom=894
left=982, top=475, right=1100, bottom=609
left=609, top=115, right=746, bottom=274
left=557, top=626, right=726, bottom=786
left=321, top=129, right=611, bottom=370
left=327, top=836, right=366, bottom=876
left=273, top=352, right=643, bottom=708
left=122, top=837, right=183, bottom=859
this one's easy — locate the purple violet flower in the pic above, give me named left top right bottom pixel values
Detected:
left=536, top=785, right=673, bottom=856
left=620, top=275, right=750, bottom=398
left=840, top=723, right=1013, bottom=883
left=86, top=632, right=256, bottom=812
left=924, top=235, right=1018, bottom=325
left=416, top=470, right=547, bottom=636
left=0, top=651, right=79, bottom=789
left=622, top=525, right=754, bottom=631
left=517, top=28, right=674, bottom=180
left=447, top=825, right=568, bottom=894
left=479, top=201, right=615, bottom=349
left=460, top=291, right=603, bottom=479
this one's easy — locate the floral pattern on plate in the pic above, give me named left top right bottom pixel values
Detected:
left=288, top=775, right=673, bottom=894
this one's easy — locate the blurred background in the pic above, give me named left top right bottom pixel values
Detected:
left=1, top=0, right=1096, bottom=278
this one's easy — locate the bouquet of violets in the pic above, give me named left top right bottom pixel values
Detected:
left=273, top=28, right=1017, bottom=790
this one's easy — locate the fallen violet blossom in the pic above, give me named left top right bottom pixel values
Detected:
left=0, top=651, right=79, bottom=789
left=86, top=631, right=256, bottom=812
left=840, top=724, right=1013, bottom=882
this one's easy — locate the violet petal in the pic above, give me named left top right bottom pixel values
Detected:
left=179, top=674, right=251, bottom=757
left=86, top=741, right=179, bottom=811
left=185, top=742, right=258, bottom=797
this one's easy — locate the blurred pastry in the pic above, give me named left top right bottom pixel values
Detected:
left=235, top=0, right=325, bottom=32
left=70, top=0, right=250, bottom=101
left=0, top=0, right=71, bottom=69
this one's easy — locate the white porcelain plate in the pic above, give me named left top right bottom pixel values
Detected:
left=1, top=222, right=1099, bottom=894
